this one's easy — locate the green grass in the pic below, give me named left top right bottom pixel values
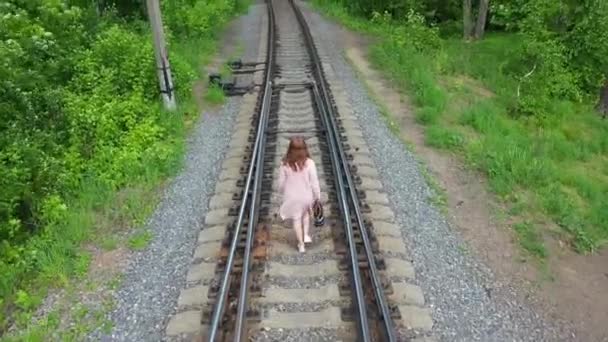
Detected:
left=204, top=83, right=226, bottom=104
left=312, top=0, right=608, bottom=256
left=0, top=142, right=178, bottom=341
left=1, top=300, right=114, bottom=342
left=173, top=37, right=218, bottom=69
left=513, top=222, right=548, bottom=260
left=107, top=274, right=123, bottom=291
left=426, top=124, right=464, bottom=150
left=128, top=230, right=153, bottom=250
left=342, top=47, right=448, bottom=211
left=100, top=236, right=119, bottom=251
left=443, top=36, right=608, bottom=253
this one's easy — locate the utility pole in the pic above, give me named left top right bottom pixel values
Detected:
left=146, top=0, right=176, bottom=110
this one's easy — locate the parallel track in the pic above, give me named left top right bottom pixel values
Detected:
left=204, top=0, right=399, bottom=340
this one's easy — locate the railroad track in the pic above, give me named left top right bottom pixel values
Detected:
left=165, top=1, right=434, bottom=341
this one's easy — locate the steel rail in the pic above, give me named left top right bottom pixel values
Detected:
left=233, top=0, right=276, bottom=339
left=289, top=0, right=398, bottom=341
left=206, top=0, right=275, bottom=340
left=311, top=85, right=371, bottom=342
left=288, top=1, right=371, bottom=341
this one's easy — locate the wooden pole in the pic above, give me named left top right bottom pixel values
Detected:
left=146, top=0, right=176, bottom=110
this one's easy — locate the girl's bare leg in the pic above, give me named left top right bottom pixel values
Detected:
left=303, top=211, right=311, bottom=243
left=293, top=217, right=305, bottom=252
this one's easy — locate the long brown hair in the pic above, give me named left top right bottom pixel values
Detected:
left=282, top=137, right=310, bottom=171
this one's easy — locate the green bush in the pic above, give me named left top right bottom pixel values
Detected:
left=1, top=0, right=245, bottom=333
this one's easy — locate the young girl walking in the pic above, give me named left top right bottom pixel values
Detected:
left=277, top=137, right=321, bottom=253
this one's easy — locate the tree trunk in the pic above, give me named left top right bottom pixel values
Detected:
left=599, top=79, right=608, bottom=118
left=474, top=0, right=490, bottom=40
left=463, top=0, right=473, bottom=40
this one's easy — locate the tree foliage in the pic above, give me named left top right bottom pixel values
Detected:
left=323, top=0, right=608, bottom=114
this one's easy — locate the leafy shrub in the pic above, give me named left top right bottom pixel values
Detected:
left=1, top=0, right=244, bottom=331
left=371, top=9, right=442, bottom=55
left=70, top=25, right=157, bottom=98
left=162, top=0, right=241, bottom=38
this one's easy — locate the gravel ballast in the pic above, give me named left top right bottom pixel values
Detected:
left=299, top=2, right=577, bottom=341
left=86, top=5, right=265, bottom=342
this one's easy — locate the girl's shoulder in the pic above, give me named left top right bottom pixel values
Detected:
left=305, top=158, right=316, bottom=168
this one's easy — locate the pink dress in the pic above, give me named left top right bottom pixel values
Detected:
left=277, top=158, right=321, bottom=220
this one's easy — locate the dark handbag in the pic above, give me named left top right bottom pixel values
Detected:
left=311, top=200, right=324, bottom=227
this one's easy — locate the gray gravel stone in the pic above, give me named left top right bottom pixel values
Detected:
left=86, top=5, right=265, bottom=342
left=266, top=275, right=345, bottom=289
left=300, top=2, right=577, bottom=341
left=268, top=252, right=340, bottom=265
left=254, top=300, right=348, bottom=313
left=251, top=327, right=346, bottom=342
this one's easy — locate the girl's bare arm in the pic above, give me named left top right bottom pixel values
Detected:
left=308, top=159, right=321, bottom=201
left=278, top=164, right=287, bottom=193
